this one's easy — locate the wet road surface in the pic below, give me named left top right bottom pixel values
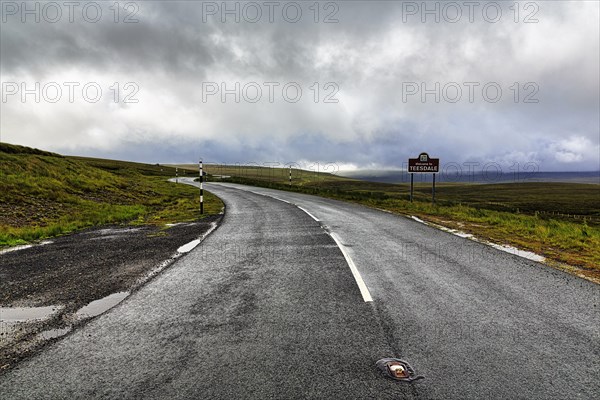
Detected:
left=1, top=180, right=598, bottom=399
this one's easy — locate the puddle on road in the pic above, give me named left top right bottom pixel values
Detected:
left=177, top=221, right=218, bottom=254
left=487, top=243, right=545, bottom=262
left=1, top=293, right=129, bottom=348
left=75, top=292, right=129, bottom=319
left=2, top=221, right=221, bottom=353
left=0, top=244, right=34, bottom=254
left=0, top=305, right=63, bottom=345
left=177, top=239, right=201, bottom=253
left=0, top=305, right=62, bottom=322
left=0, top=240, right=53, bottom=255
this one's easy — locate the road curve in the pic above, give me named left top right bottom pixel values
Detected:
left=1, top=180, right=598, bottom=399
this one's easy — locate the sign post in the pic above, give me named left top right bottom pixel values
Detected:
left=199, top=160, right=204, bottom=214
left=408, top=152, right=440, bottom=204
left=432, top=173, right=436, bottom=204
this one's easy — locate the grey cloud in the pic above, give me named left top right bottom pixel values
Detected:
left=1, top=1, right=598, bottom=171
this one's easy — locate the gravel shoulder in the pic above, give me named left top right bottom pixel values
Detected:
left=0, top=215, right=222, bottom=372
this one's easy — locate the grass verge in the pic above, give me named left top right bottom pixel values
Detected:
left=0, top=143, right=223, bottom=247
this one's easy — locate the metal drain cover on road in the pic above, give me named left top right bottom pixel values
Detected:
left=376, top=358, right=424, bottom=382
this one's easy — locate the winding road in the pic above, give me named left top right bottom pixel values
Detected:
left=1, top=180, right=598, bottom=399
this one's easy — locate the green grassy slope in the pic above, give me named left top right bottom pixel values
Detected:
left=0, top=143, right=222, bottom=247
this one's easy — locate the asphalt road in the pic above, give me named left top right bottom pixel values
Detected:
left=1, top=180, right=598, bottom=399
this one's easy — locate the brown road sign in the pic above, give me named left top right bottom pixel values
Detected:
left=408, top=152, right=439, bottom=173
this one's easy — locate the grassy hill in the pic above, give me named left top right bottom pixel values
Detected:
left=0, top=143, right=222, bottom=247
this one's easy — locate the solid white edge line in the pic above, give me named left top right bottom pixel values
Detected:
left=328, top=232, right=373, bottom=303
left=268, top=196, right=292, bottom=204
left=409, top=215, right=546, bottom=262
left=296, top=205, right=320, bottom=222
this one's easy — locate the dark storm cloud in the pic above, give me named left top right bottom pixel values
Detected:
left=1, top=1, right=598, bottom=171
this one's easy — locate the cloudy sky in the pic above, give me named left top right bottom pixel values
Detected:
left=1, top=0, right=599, bottom=172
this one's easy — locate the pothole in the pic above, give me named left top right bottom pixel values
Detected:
left=376, top=358, right=425, bottom=382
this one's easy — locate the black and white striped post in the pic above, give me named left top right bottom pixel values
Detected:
left=199, top=160, right=204, bottom=214
left=176, top=167, right=178, bottom=184
left=289, top=165, right=292, bottom=187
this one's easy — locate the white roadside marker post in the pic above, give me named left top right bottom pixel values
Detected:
left=176, top=167, right=178, bottom=184
left=199, top=160, right=204, bottom=214
left=289, top=165, right=292, bottom=187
